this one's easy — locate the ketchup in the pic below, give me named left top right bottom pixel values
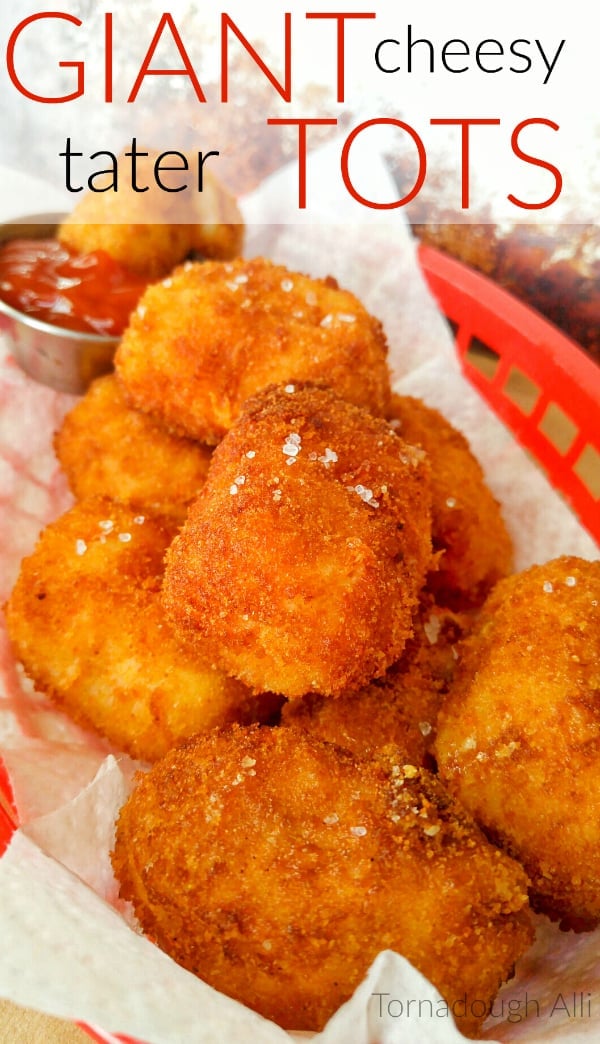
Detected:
left=0, top=238, right=148, bottom=336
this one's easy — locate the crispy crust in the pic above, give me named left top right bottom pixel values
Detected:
left=162, top=384, right=432, bottom=697
left=54, top=374, right=213, bottom=522
left=281, top=597, right=470, bottom=761
left=112, top=725, right=533, bottom=1034
left=4, top=498, right=279, bottom=761
left=388, top=394, right=514, bottom=608
left=115, top=257, right=392, bottom=443
left=435, top=556, right=600, bottom=928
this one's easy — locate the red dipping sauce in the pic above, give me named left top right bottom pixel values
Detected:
left=0, top=238, right=148, bottom=336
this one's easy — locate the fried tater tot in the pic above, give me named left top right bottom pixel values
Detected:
left=282, top=598, right=469, bottom=761
left=58, top=151, right=243, bottom=279
left=54, top=374, right=213, bottom=521
left=4, top=499, right=278, bottom=762
left=112, top=725, right=533, bottom=1036
left=388, top=394, right=513, bottom=608
left=435, top=556, right=600, bottom=929
left=162, top=384, right=432, bottom=698
left=115, top=257, right=392, bottom=443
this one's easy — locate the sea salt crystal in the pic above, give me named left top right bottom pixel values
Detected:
left=318, top=448, right=338, bottom=466
left=543, top=581, right=554, bottom=593
left=423, top=615, right=442, bottom=645
left=75, top=539, right=87, bottom=556
left=350, top=826, right=367, bottom=837
left=282, top=433, right=301, bottom=458
left=351, top=484, right=379, bottom=508
left=118, top=533, right=132, bottom=543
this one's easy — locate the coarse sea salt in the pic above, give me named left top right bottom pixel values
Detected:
left=318, top=448, right=338, bottom=466
left=282, top=433, right=302, bottom=458
left=350, top=826, right=367, bottom=837
left=352, top=484, right=379, bottom=508
left=423, top=615, right=442, bottom=645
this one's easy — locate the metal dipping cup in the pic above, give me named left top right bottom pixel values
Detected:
left=0, top=214, right=119, bottom=395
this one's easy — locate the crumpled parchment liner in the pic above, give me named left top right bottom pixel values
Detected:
left=0, top=145, right=598, bottom=1043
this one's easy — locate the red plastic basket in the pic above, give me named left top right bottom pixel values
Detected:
left=419, top=244, right=600, bottom=544
left=0, top=757, right=17, bottom=856
left=0, top=246, right=598, bottom=1043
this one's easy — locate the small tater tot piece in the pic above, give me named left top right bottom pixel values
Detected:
left=58, top=211, right=191, bottom=281
left=54, top=374, right=212, bottom=521
left=435, top=556, right=600, bottom=929
left=162, top=384, right=432, bottom=697
left=115, top=257, right=392, bottom=443
left=282, top=600, right=469, bottom=761
left=112, top=726, right=533, bottom=1036
left=388, top=394, right=513, bottom=608
left=4, top=499, right=278, bottom=762
left=58, top=152, right=243, bottom=279
left=281, top=667, right=438, bottom=766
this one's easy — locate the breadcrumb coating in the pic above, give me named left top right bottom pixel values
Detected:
left=112, top=725, right=533, bottom=1034
left=162, top=384, right=433, bottom=697
left=388, top=395, right=513, bottom=608
left=54, top=374, right=212, bottom=522
left=435, top=556, right=600, bottom=929
left=5, top=499, right=279, bottom=761
left=115, top=257, right=392, bottom=443
left=282, top=598, right=470, bottom=761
